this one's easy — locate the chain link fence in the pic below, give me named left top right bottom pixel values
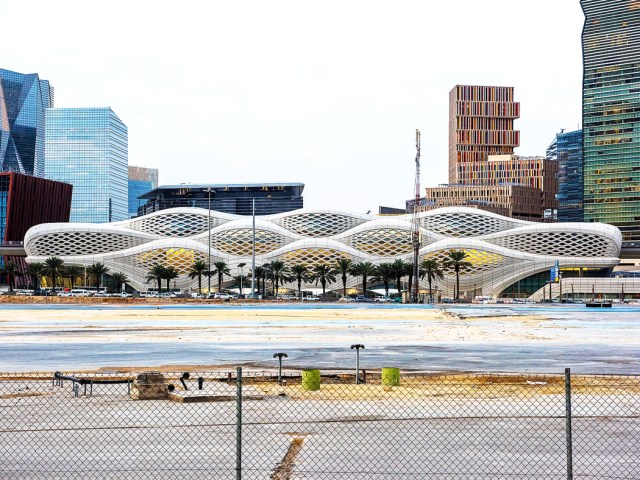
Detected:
left=0, top=368, right=638, bottom=478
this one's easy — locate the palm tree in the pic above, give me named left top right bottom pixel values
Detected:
left=405, top=262, right=415, bottom=298
left=311, top=263, right=336, bottom=298
left=232, top=274, right=249, bottom=295
left=87, top=263, right=109, bottom=291
left=442, top=250, right=472, bottom=300
left=188, top=260, right=208, bottom=293
left=146, top=263, right=166, bottom=292
left=334, top=258, right=353, bottom=297
left=350, top=261, right=376, bottom=297
left=26, top=262, right=44, bottom=291
left=43, top=256, right=64, bottom=290
left=252, top=266, right=266, bottom=298
left=1, top=262, right=21, bottom=292
left=265, top=260, right=290, bottom=298
left=290, top=264, right=310, bottom=299
left=211, top=261, right=230, bottom=293
left=420, top=259, right=444, bottom=303
left=390, top=259, right=407, bottom=297
left=64, top=266, right=83, bottom=290
left=373, top=263, right=394, bottom=297
left=111, top=272, right=130, bottom=292
left=162, top=266, right=180, bottom=292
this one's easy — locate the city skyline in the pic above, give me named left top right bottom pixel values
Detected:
left=2, top=0, right=584, bottom=212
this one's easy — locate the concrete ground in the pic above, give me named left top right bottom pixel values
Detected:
left=0, top=374, right=638, bottom=479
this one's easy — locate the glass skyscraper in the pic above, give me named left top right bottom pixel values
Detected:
left=0, top=68, right=53, bottom=177
left=582, top=0, right=640, bottom=247
left=128, top=166, right=158, bottom=218
left=556, top=130, right=584, bottom=222
left=45, top=108, right=128, bottom=223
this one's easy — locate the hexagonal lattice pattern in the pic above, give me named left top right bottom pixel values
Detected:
left=132, top=248, right=208, bottom=274
left=421, top=212, right=521, bottom=237
left=24, top=207, right=622, bottom=296
left=274, top=213, right=367, bottom=237
left=281, top=248, right=350, bottom=267
left=25, top=231, right=151, bottom=257
left=128, top=213, right=221, bottom=237
left=486, top=232, right=619, bottom=257
left=207, top=229, right=294, bottom=256
left=342, top=229, right=417, bottom=257
left=423, top=249, right=506, bottom=277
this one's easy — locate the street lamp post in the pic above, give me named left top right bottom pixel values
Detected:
left=350, top=344, right=365, bottom=384
left=251, top=198, right=256, bottom=299
left=207, top=188, right=212, bottom=294
left=238, top=263, right=246, bottom=297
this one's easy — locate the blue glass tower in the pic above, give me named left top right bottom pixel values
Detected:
left=45, top=108, right=128, bottom=223
left=128, top=166, right=158, bottom=218
left=0, top=68, right=53, bottom=177
left=556, top=130, right=584, bottom=222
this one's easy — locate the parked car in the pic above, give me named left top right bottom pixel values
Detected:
left=338, top=296, right=355, bottom=302
left=70, top=289, right=93, bottom=297
left=15, top=289, right=35, bottom=296
left=374, top=296, right=392, bottom=303
left=302, top=295, right=319, bottom=301
left=354, top=295, right=371, bottom=303
left=212, top=292, right=232, bottom=300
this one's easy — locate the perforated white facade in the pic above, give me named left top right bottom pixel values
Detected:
left=24, top=207, right=622, bottom=297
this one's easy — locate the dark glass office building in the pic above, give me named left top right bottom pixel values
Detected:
left=556, top=130, right=584, bottom=222
left=0, top=68, right=54, bottom=177
left=582, top=0, right=640, bottom=247
left=138, top=183, right=304, bottom=216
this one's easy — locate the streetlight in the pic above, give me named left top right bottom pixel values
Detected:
left=251, top=198, right=256, bottom=299
left=273, top=352, right=288, bottom=384
left=206, top=187, right=212, bottom=294
left=350, top=344, right=365, bottom=384
left=238, top=262, right=246, bottom=297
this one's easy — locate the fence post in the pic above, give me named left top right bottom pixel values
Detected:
left=236, top=367, right=242, bottom=480
left=565, top=368, right=573, bottom=480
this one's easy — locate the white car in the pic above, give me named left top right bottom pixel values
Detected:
left=338, top=297, right=355, bottom=302
left=374, top=296, right=392, bottom=303
left=212, top=292, right=232, bottom=300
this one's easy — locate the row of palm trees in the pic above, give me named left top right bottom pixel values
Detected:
left=1, top=257, right=129, bottom=292
left=163, top=250, right=472, bottom=300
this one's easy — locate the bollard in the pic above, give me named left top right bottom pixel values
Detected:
left=382, top=367, right=400, bottom=387
left=301, top=369, right=321, bottom=391
left=73, top=383, right=79, bottom=398
left=198, top=377, right=204, bottom=390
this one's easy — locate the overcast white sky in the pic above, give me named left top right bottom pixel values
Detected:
left=3, top=0, right=584, bottom=213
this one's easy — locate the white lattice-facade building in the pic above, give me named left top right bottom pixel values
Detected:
left=23, top=207, right=622, bottom=298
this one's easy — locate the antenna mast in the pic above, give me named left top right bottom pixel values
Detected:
left=412, top=129, right=421, bottom=303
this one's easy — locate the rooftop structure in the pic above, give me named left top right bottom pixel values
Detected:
left=137, top=183, right=304, bottom=216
